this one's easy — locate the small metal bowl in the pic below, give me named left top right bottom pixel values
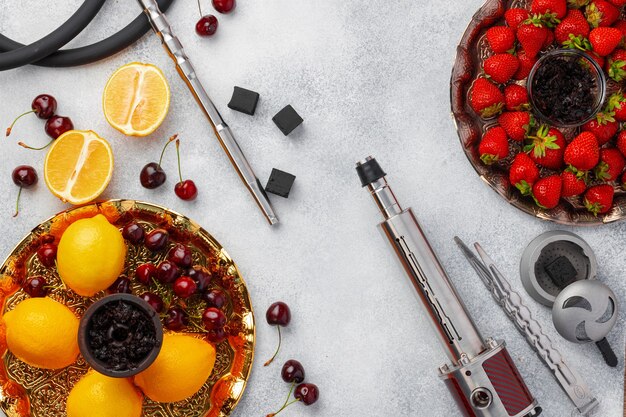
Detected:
left=527, top=49, right=606, bottom=128
left=78, top=293, right=163, bottom=378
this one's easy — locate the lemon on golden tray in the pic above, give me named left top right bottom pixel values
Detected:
left=134, top=334, right=216, bottom=403
left=67, top=370, right=142, bottom=417
left=103, top=62, right=170, bottom=137
left=2, top=297, right=79, bottom=369
left=44, top=130, right=113, bottom=205
left=57, top=214, right=126, bottom=296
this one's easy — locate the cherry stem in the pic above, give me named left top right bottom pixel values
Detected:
left=197, top=0, right=203, bottom=17
left=282, top=382, right=296, bottom=408
left=6, top=110, right=35, bottom=137
left=13, top=187, right=22, bottom=217
left=176, top=139, right=183, bottom=183
left=158, top=134, right=178, bottom=167
left=18, top=140, right=53, bottom=151
left=264, top=325, right=282, bottom=366
left=266, top=398, right=301, bottom=417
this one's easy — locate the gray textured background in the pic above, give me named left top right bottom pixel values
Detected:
left=0, top=1, right=624, bottom=416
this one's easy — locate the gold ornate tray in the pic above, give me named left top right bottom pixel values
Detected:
left=450, top=0, right=626, bottom=225
left=0, top=200, right=255, bottom=417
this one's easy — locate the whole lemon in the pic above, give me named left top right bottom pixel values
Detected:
left=3, top=297, right=79, bottom=369
left=57, top=214, right=126, bottom=296
left=67, top=370, right=142, bottom=417
left=134, top=334, right=216, bottom=403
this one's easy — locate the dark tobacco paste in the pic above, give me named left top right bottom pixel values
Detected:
left=531, top=56, right=596, bottom=125
left=87, top=300, right=157, bottom=372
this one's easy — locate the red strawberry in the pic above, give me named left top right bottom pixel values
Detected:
left=606, top=49, right=626, bottom=81
left=595, top=148, right=626, bottom=181
left=532, top=175, right=563, bottom=209
left=589, top=27, right=622, bottom=56
left=484, top=54, right=520, bottom=84
left=514, top=50, right=538, bottom=80
left=561, top=170, right=587, bottom=197
left=584, top=184, right=614, bottom=214
left=499, top=111, right=532, bottom=141
left=586, top=0, right=620, bottom=27
left=525, top=125, right=566, bottom=169
left=532, top=0, right=568, bottom=19
left=616, top=130, right=626, bottom=157
left=564, top=131, right=600, bottom=171
left=479, top=126, right=510, bottom=165
left=486, top=26, right=516, bottom=53
left=608, top=0, right=626, bottom=5
left=581, top=112, right=618, bottom=145
left=510, top=152, right=540, bottom=195
left=504, top=84, right=530, bottom=110
left=555, top=9, right=591, bottom=43
left=606, top=91, right=626, bottom=121
left=517, top=22, right=549, bottom=58
left=469, top=77, right=505, bottom=118
left=505, top=8, right=531, bottom=28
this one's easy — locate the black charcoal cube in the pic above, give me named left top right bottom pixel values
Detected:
left=544, top=256, right=577, bottom=289
left=272, top=105, right=303, bottom=135
left=265, top=169, right=296, bottom=198
left=227, top=86, right=260, bottom=115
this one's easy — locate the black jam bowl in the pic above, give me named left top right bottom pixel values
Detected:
left=78, top=293, right=163, bottom=378
left=527, top=49, right=606, bottom=128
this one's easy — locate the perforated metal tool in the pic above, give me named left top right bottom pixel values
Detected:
left=553, top=280, right=618, bottom=367
left=520, top=231, right=597, bottom=306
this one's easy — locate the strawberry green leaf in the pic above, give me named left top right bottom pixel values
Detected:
left=480, top=153, right=499, bottom=165
left=515, top=180, right=532, bottom=196
left=594, top=162, right=611, bottom=181
left=480, top=103, right=504, bottom=119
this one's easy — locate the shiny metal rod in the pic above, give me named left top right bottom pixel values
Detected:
left=138, top=0, right=278, bottom=225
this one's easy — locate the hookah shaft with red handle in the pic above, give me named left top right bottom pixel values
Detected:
left=356, top=156, right=541, bottom=417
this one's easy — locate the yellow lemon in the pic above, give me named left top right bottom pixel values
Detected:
left=57, top=214, right=126, bottom=296
left=67, top=370, right=142, bottom=417
left=134, top=334, right=216, bottom=403
left=103, top=62, right=170, bottom=136
left=44, top=130, right=114, bottom=205
left=3, top=297, right=79, bottom=369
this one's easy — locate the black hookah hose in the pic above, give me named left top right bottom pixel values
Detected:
left=0, top=0, right=175, bottom=70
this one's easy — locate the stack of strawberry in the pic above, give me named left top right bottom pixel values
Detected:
left=469, top=0, right=626, bottom=216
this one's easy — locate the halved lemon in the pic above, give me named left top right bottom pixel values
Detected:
left=44, top=130, right=114, bottom=205
left=103, top=62, right=170, bottom=137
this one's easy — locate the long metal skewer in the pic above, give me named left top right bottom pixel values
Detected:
left=455, top=237, right=599, bottom=417
left=137, top=0, right=278, bottom=225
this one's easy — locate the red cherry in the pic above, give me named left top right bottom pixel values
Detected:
left=122, top=222, right=145, bottom=244
left=135, top=263, right=158, bottom=285
left=167, top=243, right=193, bottom=267
left=196, top=15, right=218, bottom=36
left=145, top=228, right=169, bottom=251
left=108, top=275, right=132, bottom=294
left=44, top=115, right=73, bottom=139
left=206, top=327, right=227, bottom=344
left=175, top=180, right=198, bottom=201
left=212, top=0, right=235, bottom=13
left=173, top=276, right=197, bottom=298
left=140, top=292, right=164, bottom=313
left=12, top=165, right=38, bottom=187
left=282, top=359, right=305, bottom=383
left=36, top=243, right=57, bottom=268
left=202, top=288, right=227, bottom=309
left=164, top=307, right=188, bottom=330
left=202, top=307, right=227, bottom=330
left=157, top=260, right=180, bottom=284
left=266, top=301, right=291, bottom=326
left=24, top=276, right=47, bottom=297
left=294, top=383, right=319, bottom=405
left=5, top=94, right=57, bottom=137
left=187, top=265, right=212, bottom=292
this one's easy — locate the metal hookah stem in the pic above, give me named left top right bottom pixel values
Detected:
left=357, top=157, right=485, bottom=364
left=138, top=0, right=278, bottom=226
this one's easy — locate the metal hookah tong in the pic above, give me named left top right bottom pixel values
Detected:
left=138, top=0, right=278, bottom=226
left=356, top=156, right=541, bottom=417
left=455, top=239, right=599, bottom=416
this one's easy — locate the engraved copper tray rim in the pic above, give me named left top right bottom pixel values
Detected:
left=450, top=0, right=626, bottom=225
left=0, top=199, right=255, bottom=417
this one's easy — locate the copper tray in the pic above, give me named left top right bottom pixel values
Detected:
left=451, top=0, right=626, bottom=225
left=0, top=200, right=255, bottom=417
